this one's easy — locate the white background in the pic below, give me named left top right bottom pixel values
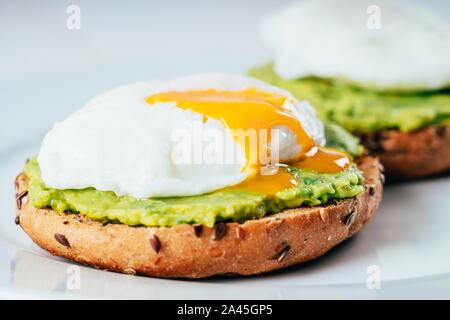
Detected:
left=1, top=0, right=450, bottom=299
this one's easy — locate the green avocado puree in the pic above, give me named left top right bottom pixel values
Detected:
left=24, top=158, right=364, bottom=228
left=249, top=64, right=450, bottom=133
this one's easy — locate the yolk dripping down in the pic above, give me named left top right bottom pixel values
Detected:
left=146, top=88, right=351, bottom=194
left=292, top=146, right=351, bottom=173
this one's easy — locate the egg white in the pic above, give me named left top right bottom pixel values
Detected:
left=38, top=74, right=325, bottom=198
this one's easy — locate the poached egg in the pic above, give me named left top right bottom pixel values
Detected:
left=38, top=73, right=349, bottom=199
left=261, top=0, right=450, bottom=91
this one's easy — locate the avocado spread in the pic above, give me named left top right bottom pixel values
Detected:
left=25, top=159, right=363, bottom=227
left=249, top=64, right=450, bottom=133
left=24, top=123, right=364, bottom=227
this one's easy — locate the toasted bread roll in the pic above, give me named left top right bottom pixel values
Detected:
left=15, top=156, right=382, bottom=279
left=357, top=125, right=450, bottom=180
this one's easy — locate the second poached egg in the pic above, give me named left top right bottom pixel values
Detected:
left=261, top=0, right=450, bottom=91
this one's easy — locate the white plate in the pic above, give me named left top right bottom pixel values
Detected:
left=1, top=58, right=449, bottom=300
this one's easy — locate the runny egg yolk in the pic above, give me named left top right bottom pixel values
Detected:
left=146, top=88, right=351, bottom=194
left=146, top=87, right=314, bottom=166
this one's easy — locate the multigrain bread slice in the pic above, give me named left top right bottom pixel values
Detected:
left=14, top=156, right=383, bottom=279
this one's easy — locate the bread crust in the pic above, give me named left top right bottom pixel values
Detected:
left=15, top=156, right=382, bottom=279
left=357, top=125, right=450, bottom=180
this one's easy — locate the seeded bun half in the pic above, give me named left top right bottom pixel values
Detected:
left=357, top=125, right=450, bottom=180
left=14, top=156, right=383, bottom=279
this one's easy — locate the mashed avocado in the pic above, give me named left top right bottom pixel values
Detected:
left=24, top=153, right=364, bottom=228
left=249, top=64, right=450, bottom=133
